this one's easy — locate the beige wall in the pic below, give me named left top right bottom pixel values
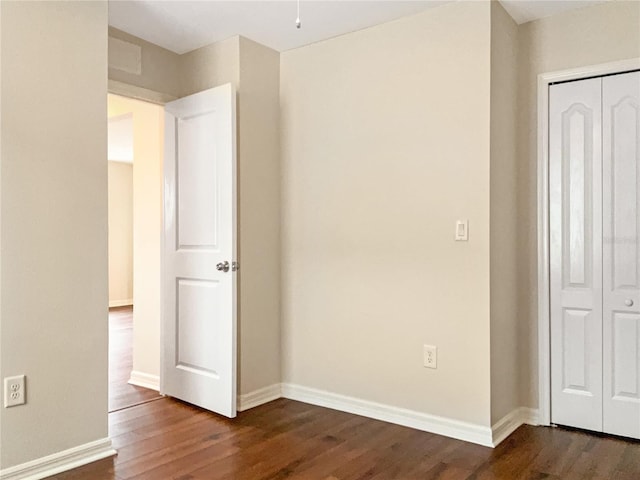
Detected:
left=489, top=0, right=520, bottom=424
left=280, top=1, right=493, bottom=426
left=109, top=27, right=182, bottom=99
left=237, top=37, right=281, bottom=394
left=517, top=0, right=640, bottom=408
left=180, top=36, right=240, bottom=97
left=108, top=161, right=133, bottom=305
left=108, top=94, right=164, bottom=381
left=0, top=1, right=108, bottom=469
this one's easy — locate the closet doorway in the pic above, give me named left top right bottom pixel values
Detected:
left=549, top=70, right=640, bottom=438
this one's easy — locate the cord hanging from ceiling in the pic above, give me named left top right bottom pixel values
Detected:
left=296, top=0, right=301, bottom=29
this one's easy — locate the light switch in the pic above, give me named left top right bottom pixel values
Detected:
left=455, top=220, right=468, bottom=241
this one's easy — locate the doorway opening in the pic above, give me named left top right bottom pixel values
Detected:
left=107, top=94, right=164, bottom=412
left=537, top=58, right=640, bottom=429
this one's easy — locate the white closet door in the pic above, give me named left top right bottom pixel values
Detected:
left=550, top=77, right=603, bottom=431
left=603, top=71, right=640, bottom=438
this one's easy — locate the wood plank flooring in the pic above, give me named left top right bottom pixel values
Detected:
left=48, top=396, right=640, bottom=479
left=109, top=306, right=162, bottom=412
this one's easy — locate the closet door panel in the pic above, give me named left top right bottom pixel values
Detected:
left=550, top=77, right=603, bottom=431
left=603, top=70, right=640, bottom=439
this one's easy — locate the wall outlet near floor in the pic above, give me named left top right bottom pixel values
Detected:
left=423, top=345, right=437, bottom=369
left=4, top=375, right=26, bottom=407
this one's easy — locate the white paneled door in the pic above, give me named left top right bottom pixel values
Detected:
left=550, top=77, right=603, bottom=432
left=550, top=71, right=640, bottom=437
left=603, top=71, right=640, bottom=438
left=161, top=84, right=237, bottom=418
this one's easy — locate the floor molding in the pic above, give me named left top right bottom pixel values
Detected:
left=491, top=407, right=540, bottom=447
left=128, top=371, right=160, bottom=391
left=0, top=438, right=116, bottom=480
left=108, top=299, right=133, bottom=308
left=236, top=383, right=540, bottom=448
left=281, top=383, right=494, bottom=447
left=238, top=384, right=282, bottom=412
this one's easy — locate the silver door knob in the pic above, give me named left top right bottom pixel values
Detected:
left=625, top=299, right=634, bottom=307
left=216, top=261, right=230, bottom=272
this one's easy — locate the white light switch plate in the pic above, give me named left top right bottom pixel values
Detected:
left=455, top=220, right=469, bottom=241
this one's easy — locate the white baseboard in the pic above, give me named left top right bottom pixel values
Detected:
left=0, top=438, right=116, bottom=480
left=128, top=371, right=160, bottom=391
left=281, top=383, right=494, bottom=447
left=109, top=299, right=133, bottom=308
left=491, top=407, right=540, bottom=447
left=238, top=384, right=282, bottom=412
left=521, top=407, right=539, bottom=426
left=235, top=382, right=541, bottom=448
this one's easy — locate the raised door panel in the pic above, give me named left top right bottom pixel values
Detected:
left=177, top=112, right=219, bottom=250
left=603, top=71, right=640, bottom=438
left=561, top=309, right=594, bottom=395
left=612, top=312, right=640, bottom=401
left=550, top=77, right=603, bottom=431
left=562, top=105, right=593, bottom=289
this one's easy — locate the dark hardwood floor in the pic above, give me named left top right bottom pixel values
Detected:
left=109, top=306, right=162, bottom=412
left=48, top=395, right=640, bottom=480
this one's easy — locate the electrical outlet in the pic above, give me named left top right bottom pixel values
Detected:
left=423, top=345, right=437, bottom=369
left=4, top=375, right=26, bottom=407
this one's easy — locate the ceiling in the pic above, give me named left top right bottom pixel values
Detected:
left=499, top=0, right=607, bottom=24
left=108, top=0, right=609, bottom=54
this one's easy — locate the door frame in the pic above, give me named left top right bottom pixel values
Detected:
left=107, top=80, right=173, bottom=396
left=536, top=57, right=640, bottom=426
left=108, top=79, right=177, bottom=105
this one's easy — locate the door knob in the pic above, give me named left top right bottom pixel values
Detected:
left=216, top=261, right=230, bottom=272
left=625, top=299, right=634, bottom=307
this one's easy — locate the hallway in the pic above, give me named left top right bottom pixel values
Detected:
left=109, top=307, right=161, bottom=412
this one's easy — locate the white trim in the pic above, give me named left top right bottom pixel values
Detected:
left=0, top=438, right=116, bottom=480
left=536, top=57, right=640, bottom=427
left=491, top=407, right=539, bottom=447
left=237, top=384, right=282, bottom=412
left=108, top=79, right=176, bottom=105
left=128, top=371, right=160, bottom=391
left=281, top=383, right=494, bottom=447
left=108, top=298, right=133, bottom=308
left=521, top=407, right=540, bottom=426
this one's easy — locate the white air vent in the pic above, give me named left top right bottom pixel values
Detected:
left=108, top=37, right=142, bottom=75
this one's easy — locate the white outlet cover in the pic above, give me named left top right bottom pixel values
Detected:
left=423, top=345, right=437, bottom=369
left=4, top=375, right=26, bottom=408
